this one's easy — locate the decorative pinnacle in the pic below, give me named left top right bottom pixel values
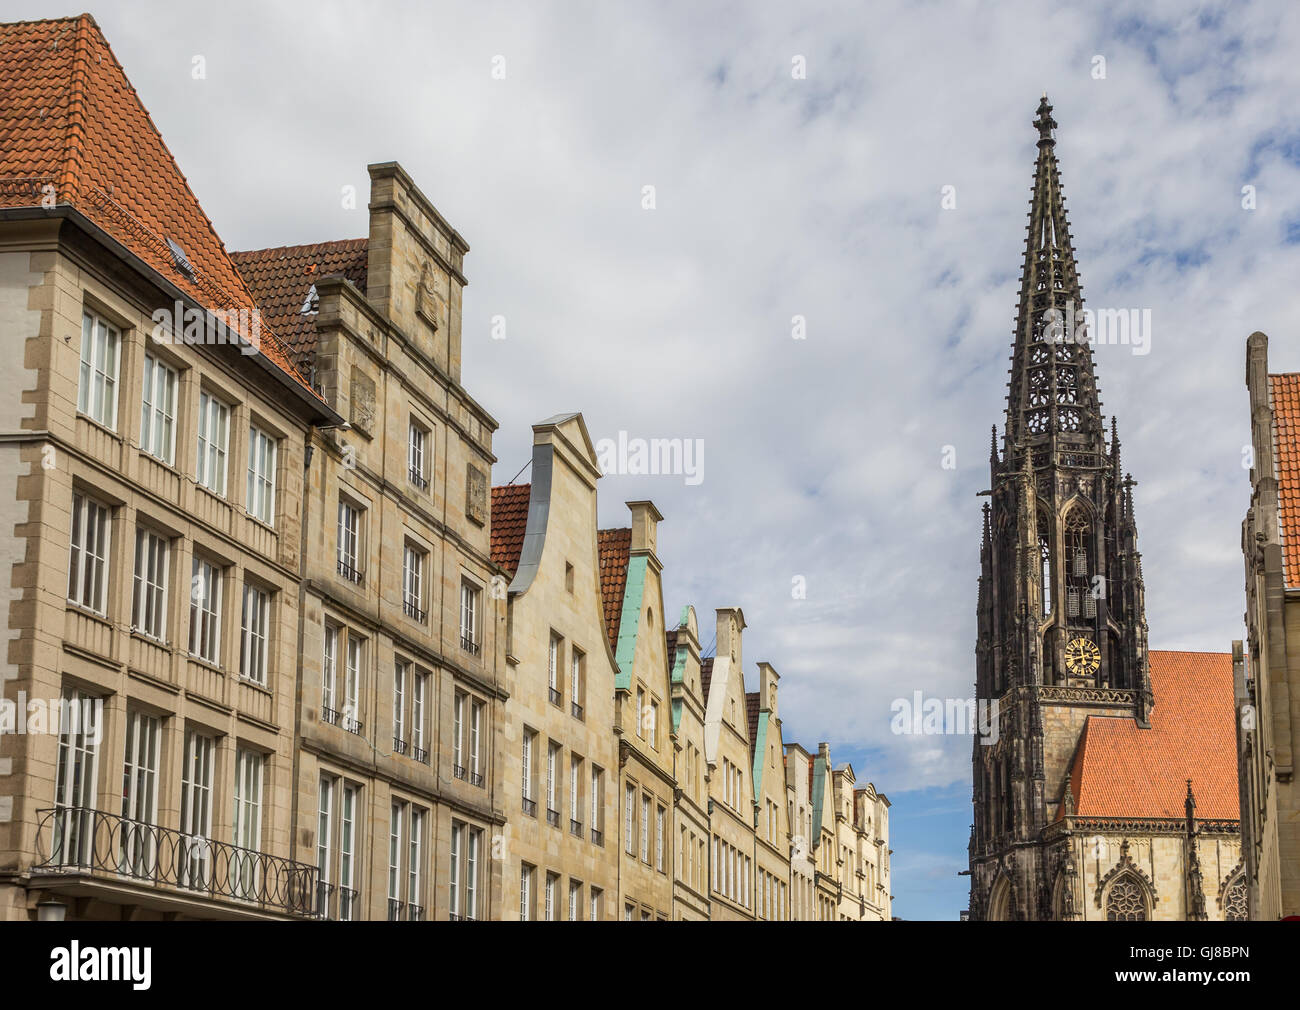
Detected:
left=1034, top=94, right=1057, bottom=146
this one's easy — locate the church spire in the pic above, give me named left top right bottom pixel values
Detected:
left=1004, top=95, right=1105, bottom=458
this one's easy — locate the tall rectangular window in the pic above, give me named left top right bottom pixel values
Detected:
left=449, top=822, right=462, bottom=917
left=521, top=731, right=535, bottom=807
left=119, top=709, right=159, bottom=874
left=547, top=741, right=559, bottom=818
left=402, top=544, right=425, bottom=621
left=179, top=728, right=214, bottom=888
left=656, top=805, right=665, bottom=872
left=54, top=687, right=100, bottom=866
left=140, top=354, right=177, bottom=464
left=466, top=827, right=480, bottom=920
left=650, top=700, right=659, bottom=749
left=408, top=808, right=425, bottom=917
left=344, top=635, right=363, bottom=733
left=388, top=802, right=403, bottom=914
left=590, top=766, right=602, bottom=836
left=322, top=625, right=338, bottom=716
left=336, top=500, right=363, bottom=583
left=570, top=754, right=582, bottom=829
left=393, top=662, right=407, bottom=748
left=67, top=492, right=110, bottom=615
left=453, top=691, right=465, bottom=773
left=130, top=527, right=168, bottom=639
left=339, top=783, right=359, bottom=920
left=636, top=688, right=645, bottom=738
left=568, top=879, right=581, bottom=921
left=239, top=583, right=270, bottom=685
left=459, top=580, right=479, bottom=653
left=78, top=310, right=120, bottom=429
left=411, top=670, right=426, bottom=759
left=232, top=749, right=264, bottom=898
left=589, top=887, right=602, bottom=922
left=641, top=794, right=650, bottom=862
left=470, top=699, right=483, bottom=783
left=188, top=557, right=222, bottom=665
left=195, top=391, right=230, bottom=495
left=545, top=873, right=556, bottom=921
left=407, top=419, right=428, bottom=489
left=571, top=647, right=584, bottom=717
left=625, top=783, right=636, bottom=855
left=246, top=425, right=277, bottom=525
left=548, top=634, right=561, bottom=695
left=520, top=863, right=533, bottom=921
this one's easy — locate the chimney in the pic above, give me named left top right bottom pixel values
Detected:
left=365, top=162, right=470, bottom=382
left=626, top=500, right=663, bottom=557
left=757, top=661, right=780, bottom=718
left=715, top=607, right=745, bottom=667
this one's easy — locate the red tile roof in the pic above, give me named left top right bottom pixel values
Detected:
left=489, top=484, right=531, bottom=576
left=0, top=15, right=315, bottom=399
left=1269, top=373, right=1300, bottom=587
left=598, top=528, right=632, bottom=652
left=1066, top=650, right=1239, bottom=821
left=232, top=239, right=368, bottom=370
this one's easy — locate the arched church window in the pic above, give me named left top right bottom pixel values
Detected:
left=1224, top=876, right=1247, bottom=922
left=1064, top=511, right=1094, bottom=619
left=1038, top=512, right=1053, bottom=616
left=1104, top=875, right=1147, bottom=921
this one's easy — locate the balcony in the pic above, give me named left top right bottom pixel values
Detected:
left=33, top=806, right=318, bottom=918
left=460, top=634, right=480, bottom=657
left=546, top=808, right=560, bottom=828
left=454, top=764, right=467, bottom=782
left=336, top=560, right=364, bottom=586
left=408, top=903, right=425, bottom=922
left=402, top=598, right=426, bottom=623
left=388, top=898, right=404, bottom=921
left=408, top=468, right=428, bottom=491
left=470, top=771, right=484, bottom=788
left=322, top=706, right=340, bottom=726
left=571, top=701, right=584, bottom=721
left=413, top=745, right=429, bottom=764
left=394, top=738, right=409, bottom=756
left=522, top=797, right=537, bottom=818
left=548, top=688, right=561, bottom=707
left=343, top=715, right=363, bottom=735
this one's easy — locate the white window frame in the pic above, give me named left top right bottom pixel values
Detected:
left=239, top=582, right=270, bottom=685
left=67, top=492, right=110, bottom=615
left=459, top=580, right=479, bottom=650
left=246, top=425, right=277, bottom=525
left=78, top=310, right=120, bottom=429
left=407, top=419, right=428, bottom=488
left=140, top=353, right=177, bottom=464
left=131, top=527, right=169, bottom=641
left=336, top=499, right=362, bottom=579
left=394, top=662, right=406, bottom=745
left=195, top=391, right=230, bottom=496
left=188, top=556, right=223, bottom=665
left=179, top=728, right=214, bottom=889
left=54, top=687, right=100, bottom=865
left=402, top=544, right=425, bottom=620
left=322, top=625, right=338, bottom=715
left=119, top=708, right=159, bottom=874
left=231, top=748, right=264, bottom=898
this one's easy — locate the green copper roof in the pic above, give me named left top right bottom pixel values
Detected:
left=811, top=753, right=829, bottom=845
left=613, top=555, right=648, bottom=690
left=668, top=630, right=687, bottom=733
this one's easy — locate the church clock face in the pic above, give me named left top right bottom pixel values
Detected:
left=1064, top=637, right=1101, bottom=677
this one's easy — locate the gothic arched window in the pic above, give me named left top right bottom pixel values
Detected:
left=1064, top=510, right=1094, bottom=619
left=1104, top=874, right=1148, bottom=921
left=1224, top=876, right=1247, bottom=922
left=1038, top=512, right=1053, bottom=617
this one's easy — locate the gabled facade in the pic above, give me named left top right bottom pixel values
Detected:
left=603, top=503, right=676, bottom=920
left=492, top=414, right=620, bottom=920
left=748, top=665, right=790, bottom=920
left=1238, top=331, right=1300, bottom=920
left=856, top=783, right=892, bottom=919
left=809, top=742, right=839, bottom=919
left=668, top=607, right=710, bottom=919
left=784, top=743, right=817, bottom=920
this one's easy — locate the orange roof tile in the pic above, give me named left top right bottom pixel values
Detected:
left=1066, top=650, right=1239, bottom=821
left=0, top=15, right=317, bottom=400
left=490, top=484, right=530, bottom=576
left=598, top=528, right=632, bottom=652
left=233, top=240, right=368, bottom=371
left=1269, top=373, right=1300, bottom=588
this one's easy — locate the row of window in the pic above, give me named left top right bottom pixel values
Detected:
left=335, top=496, right=484, bottom=653
left=519, top=865, right=605, bottom=921
left=547, top=632, right=586, bottom=718
left=720, top=756, right=746, bottom=812
left=521, top=733, right=606, bottom=841
left=712, top=836, right=752, bottom=908
left=624, top=783, right=667, bottom=873
left=80, top=311, right=279, bottom=526
left=54, top=687, right=269, bottom=898
left=69, top=495, right=273, bottom=684
left=756, top=868, right=788, bottom=921
left=633, top=684, right=661, bottom=750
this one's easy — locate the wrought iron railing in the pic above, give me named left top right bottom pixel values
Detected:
left=408, top=468, right=428, bottom=491
left=571, top=819, right=583, bottom=837
left=591, top=828, right=603, bottom=847
left=33, top=806, right=318, bottom=918
left=388, top=898, right=404, bottom=921
left=408, top=903, right=425, bottom=921
left=403, top=598, right=426, bottom=623
left=460, top=634, right=480, bottom=657
left=549, top=688, right=562, bottom=707
left=394, top=738, right=409, bottom=756
left=522, top=797, right=537, bottom=817
left=343, top=715, right=363, bottom=735
left=322, top=706, right=340, bottom=726
left=337, top=560, right=364, bottom=585
left=546, top=808, right=560, bottom=828
left=454, top=764, right=467, bottom=781
left=571, top=701, right=584, bottom=720
left=413, top=745, right=429, bottom=764
left=470, top=771, right=484, bottom=788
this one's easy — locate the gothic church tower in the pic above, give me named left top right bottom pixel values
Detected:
left=968, top=96, right=1152, bottom=921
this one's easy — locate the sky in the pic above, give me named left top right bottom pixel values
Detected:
left=10, top=0, right=1300, bottom=920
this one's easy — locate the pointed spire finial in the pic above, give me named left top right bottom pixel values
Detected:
left=1034, top=94, right=1057, bottom=147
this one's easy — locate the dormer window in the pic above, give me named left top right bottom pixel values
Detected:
left=301, top=284, right=319, bottom=315
left=166, top=237, right=195, bottom=280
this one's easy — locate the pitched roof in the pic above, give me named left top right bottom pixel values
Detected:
left=597, top=528, right=632, bottom=652
left=1066, top=650, right=1239, bottom=821
left=489, top=483, right=531, bottom=576
left=700, top=656, right=714, bottom=705
left=232, top=239, right=369, bottom=370
left=1268, top=373, right=1300, bottom=587
left=745, top=691, right=762, bottom=762
left=0, top=15, right=315, bottom=399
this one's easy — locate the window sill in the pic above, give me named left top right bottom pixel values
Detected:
left=237, top=674, right=272, bottom=696
left=186, top=653, right=224, bottom=675
left=76, top=412, right=122, bottom=441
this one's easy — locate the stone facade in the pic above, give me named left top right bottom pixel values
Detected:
left=1238, top=330, right=1300, bottom=920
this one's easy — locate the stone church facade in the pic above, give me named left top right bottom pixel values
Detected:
left=968, top=97, right=1243, bottom=921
